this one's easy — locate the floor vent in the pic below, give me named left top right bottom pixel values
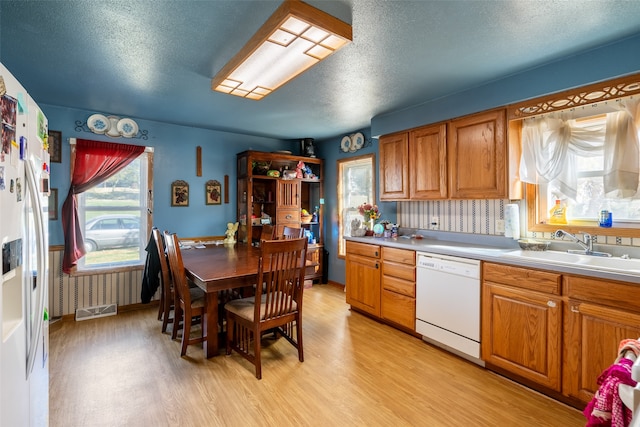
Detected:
left=75, top=304, right=118, bottom=321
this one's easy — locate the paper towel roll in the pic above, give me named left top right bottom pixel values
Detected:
left=505, top=204, right=520, bottom=240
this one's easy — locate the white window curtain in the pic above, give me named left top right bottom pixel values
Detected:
left=604, top=98, right=640, bottom=197
left=520, top=97, right=640, bottom=199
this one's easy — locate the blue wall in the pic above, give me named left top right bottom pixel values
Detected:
left=43, top=105, right=291, bottom=246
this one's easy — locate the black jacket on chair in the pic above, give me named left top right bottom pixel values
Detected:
left=141, top=229, right=161, bottom=303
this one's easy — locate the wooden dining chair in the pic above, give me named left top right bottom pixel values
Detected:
left=152, top=228, right=175, bottom=334
left=281, top=226, right=304, bottom=239
left=164, top=231, right=207, bottom=356
left=258, top=224, right=275, bottom=246
left=225, top=237, right=307, bottom=379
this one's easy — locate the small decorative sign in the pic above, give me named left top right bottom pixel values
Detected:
left=48, top=130, right=62, bottom=163
left=171, top=180, right=189, bottom=207
left=205, top=179, right=221, bottom=205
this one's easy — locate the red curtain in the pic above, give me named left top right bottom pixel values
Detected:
left=61, top=139, right=145, bottom=273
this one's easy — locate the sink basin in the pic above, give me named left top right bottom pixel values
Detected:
left=502, top=250, right=640, bottom=274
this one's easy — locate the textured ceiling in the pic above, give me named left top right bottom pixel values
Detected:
left=2, top=0, right=640, bottom=140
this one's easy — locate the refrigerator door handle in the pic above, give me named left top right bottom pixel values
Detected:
left=24, top=158, right=47, bottom=379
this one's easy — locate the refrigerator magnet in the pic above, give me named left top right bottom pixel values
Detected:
left=19, top=136, right=26, bottom=160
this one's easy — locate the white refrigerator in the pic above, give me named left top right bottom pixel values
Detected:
left=0, top=63, right=50, bottom=427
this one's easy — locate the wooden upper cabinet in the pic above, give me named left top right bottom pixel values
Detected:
left=448, top=109, right=507, bottom=199
left=379, top=132, right=409, bottom=200
left=276, top=179, right=300, bottom=210
left=409, top=124, right=447, bottom=199
left=379, top=124, right=447, bottom=201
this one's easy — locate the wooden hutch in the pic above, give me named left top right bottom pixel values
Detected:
left=236, top=150, right=324, bottom=283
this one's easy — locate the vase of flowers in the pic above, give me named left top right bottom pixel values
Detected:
left=358, top=203, right=380, bottom=234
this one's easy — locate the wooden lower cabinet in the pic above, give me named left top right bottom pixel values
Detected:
left=381, top=247, right=416, bottom=330
left=562, top=275, right=640, bottom=405
left=345, top=241, right=381, bottom=317
left=345, top=242, right=416, bottom=332
left=483, top=262, right=640, bottom=407
left=482, top=263, right=562, bottom=391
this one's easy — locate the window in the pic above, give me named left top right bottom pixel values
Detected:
left=75, top=149, right=152, bottom=271
left=337, top=154, right=375, bottom=257
left=521, top=99, right=640, bottom=234
left=538, top=114, right=640, bottom=224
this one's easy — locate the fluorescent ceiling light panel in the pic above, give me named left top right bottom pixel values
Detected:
left=211, top=0, right=352, bottom=100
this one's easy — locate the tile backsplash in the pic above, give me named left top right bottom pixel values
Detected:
left=397, top=200, right=640, bottom=248
left=398, top=199, right=507, bottom=235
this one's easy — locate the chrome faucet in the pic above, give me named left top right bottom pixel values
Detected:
left=554, top=230, right=611, bottom=257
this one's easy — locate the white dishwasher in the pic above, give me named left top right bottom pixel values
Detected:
left=415, top=251, right=483, bottom=365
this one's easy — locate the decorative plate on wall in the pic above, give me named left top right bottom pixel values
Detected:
left=117, top=118, right=139, bottom=138
left=351, top=132, right=365, bottom=151
left=105, top=116, right=121, bottom=138
left=340, top=135, right=351, bottom=152
left=87, top=114, right=110, bottom=134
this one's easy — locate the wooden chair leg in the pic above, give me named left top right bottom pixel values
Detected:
left=181, top=309, right=191, bottom=357
left=172, top=304, right=182, bottom=340
left=296, top=318, right=304, bottom=362
left=161, top=291, right=173, bottom=334
left=157, top=288, right=164, bottom=320
left=254, top=327, right=262, bottom=379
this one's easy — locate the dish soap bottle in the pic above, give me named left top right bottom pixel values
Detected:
left=548, top=199, right=567, bottom=225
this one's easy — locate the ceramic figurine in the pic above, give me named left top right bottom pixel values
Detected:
left=350, top=218, right=366, bottom=237
left=224, top=221, right=239, bottom=244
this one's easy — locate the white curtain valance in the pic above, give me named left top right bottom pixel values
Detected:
left=519, top=97, right=640, bottom=199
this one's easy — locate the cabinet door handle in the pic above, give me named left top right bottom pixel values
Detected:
left=375, top=263, right=379, bottom=269
left=571, top=305, right=580, bottom=313
left=375, top=251, right=379, bottom=257
left=547, top=301, right=557, bottom=308
left=286, top=214, right=292, bottom=219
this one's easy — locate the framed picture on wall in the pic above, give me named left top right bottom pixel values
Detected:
left=48, top=188, right=58, bottom=220
left=48, top=130, right=62, bottom=163
left=205, top=179, right=221, bottom=205
left=171, top=180, right=189, bottom=207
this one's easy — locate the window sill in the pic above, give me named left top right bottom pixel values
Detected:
left=529, top=222, right=640, bottom=238
left=71, top=264, right=143, bottom=277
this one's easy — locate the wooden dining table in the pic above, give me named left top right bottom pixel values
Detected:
left=180, top=242, right=261, bottom=358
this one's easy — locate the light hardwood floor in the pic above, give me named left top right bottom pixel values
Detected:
left=50, top=284, right=584, bottom=426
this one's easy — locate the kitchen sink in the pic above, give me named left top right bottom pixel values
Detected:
left=502, top=250, right=640, bottom=273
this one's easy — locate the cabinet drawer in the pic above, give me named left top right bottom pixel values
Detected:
left=483, top=262, right=561, bottom=295
left=381, top=289, right=415, bottom=330
left=346, top=241, right=380, bottom=258
left=276, top=209, right=300, bottom=224
left=382, top=262, right=415, bottom=282
left=563, top=275, right=640, bottom=313
left=382, top=247, right=415, bottom=265
left=382, top=275, right=415, bottom=298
